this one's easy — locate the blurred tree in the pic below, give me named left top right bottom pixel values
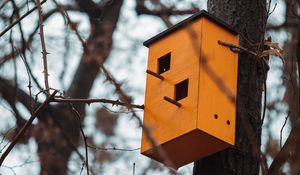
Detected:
left=271, top=0, right=300, bottom=174
left=0, top=0, right=199, bottom=174
left=2, top=1, right=125, bottom=174
left=1, top=0, right=300, bottom=175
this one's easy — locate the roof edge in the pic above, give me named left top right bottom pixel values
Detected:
left=143, top=10, right=238, bottom=47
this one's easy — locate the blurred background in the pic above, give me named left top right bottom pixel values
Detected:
left=0, top=0, right=298, bottom=174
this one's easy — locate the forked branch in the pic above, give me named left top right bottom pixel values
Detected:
left=0, top=0, right=47, bottom=38
left=0, top=90, right=57, bottom=166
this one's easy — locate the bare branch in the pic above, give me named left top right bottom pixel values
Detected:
left=74, top=0, right=101, bottom=17
left=218, top=40, right=258, bottom=56
left=68, top=103, right=89, bottom=175
left=100, top=65, right=178, bottom=173
left=52, top=0, right=87, bottom=51
left=36, top=0, right=50, bottom=94
left=0, top=0, right=10, bottom=12
left=53, top=97, right=144, bottom=109
left=87, top=145, right=139, bottom=152
left=135, top=0, right=199, bottom=27
left=2, top=159, right=38, bottom=175
left=0, top=3, right=74, bottom=67
left=280, top=112, right=290, bottom=148
left=0, top=77, right=36, bottom=111
left=0, top=0, right=47, bottom=38
left=136, top=1, right=199, bottom=17
left=0, top=90, right=57, bottom=166
left=268, top=118, right=300, bottom=174
left=67, top=0, right=124, bottom=104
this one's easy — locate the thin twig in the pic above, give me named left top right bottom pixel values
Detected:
left=87, top=145, right=140, bottom=152
left=261, top=37, right=271, bottom=125
left=0, top=0, right=10, bottom=12
left=51, top=0, right=87, bottom=51
left=280, top=112, right=290, bottom=148
left=133, top=162, right=135, bottom=175
left=269, top=3, right=277, bottom=16
left=8, top=25, right=20, bottom=125
left=136, top=0, right=199, bottom=27
left=2, top=159, right=38, bottom=175
left=101, top=104, right=143, bottom=114
left=18, top=49, right=33, bottom=113
left=36, top=0, right=50, bottom=94
left=218, top=40, right=258, bottom=56
left=53, top=97, right=144, bottom=109
left=68, top=103, right=89, bottom=175
left=268, top=118, right=300, bottom=174
left=0, top=127, right=16, bottom=153
left=261, top=63, right=268, bottom=124
left=218, top=40, right=270, bottom=67
left=0, top=3, right=65, bottom=67
left=49, top=113, right=85, bottom=161
left=0, top=0, right=47, bottom=38
left=100, top=66, right=178, bottom=173
left=79, top=162, right=84, bottom=175
left=0, top=90, right=57, bottom=166
left=9, top=0, right=34, bottom=113
left=12, top=47, right=44, bottom=92
left=34, top=88, right=57, bottom=103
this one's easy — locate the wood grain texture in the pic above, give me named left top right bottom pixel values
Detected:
left=141, top=15, right=239, bottom=168
left=198, top=18, right=238, bottom=145
left=142, top=18, right=202, bottom=153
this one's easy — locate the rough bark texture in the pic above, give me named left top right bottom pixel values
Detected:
left=193, top=0, right=267, bottom=174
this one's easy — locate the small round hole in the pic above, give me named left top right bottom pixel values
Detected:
left=214, top=114, right=218, bottom=119
left=226, top=120, right=231, bottom=125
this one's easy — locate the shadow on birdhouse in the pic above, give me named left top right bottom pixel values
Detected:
left=141, top=10, right=239, bottom=168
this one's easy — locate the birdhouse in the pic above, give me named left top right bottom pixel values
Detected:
left=140, top=10, right=239, bottom=168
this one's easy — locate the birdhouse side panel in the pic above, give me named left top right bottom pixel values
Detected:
left=141, top=19, right=203, bottom=152
left=197, top=18, right=239, bottom=145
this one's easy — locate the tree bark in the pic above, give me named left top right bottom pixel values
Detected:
left=193, top=0, right=267, bottom=174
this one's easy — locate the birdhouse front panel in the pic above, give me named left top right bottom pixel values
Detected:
left=141, top=10, right=239, bottom=169
left=198, top=18, right=239, bottom=145
left=141, top=18, right=203, bottom=153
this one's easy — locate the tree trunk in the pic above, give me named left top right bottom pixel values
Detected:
left=282, top=0, right=300, bottom=174
left=193, top=0, right=267, bottom=174
left=34, top=1, right=124, bottom=174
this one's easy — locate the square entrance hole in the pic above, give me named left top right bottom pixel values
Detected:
left=175, top=79, right=189, bottom=101
left=158, top=53, right=171, bottom=74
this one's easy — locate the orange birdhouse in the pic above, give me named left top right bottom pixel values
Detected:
left=141, top=10, right=239, bottom=168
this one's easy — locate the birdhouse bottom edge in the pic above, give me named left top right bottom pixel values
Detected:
left=141, top=129, right=232, bottom=169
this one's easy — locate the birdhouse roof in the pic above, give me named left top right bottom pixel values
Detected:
left=143, top=10, right=238, bottom=47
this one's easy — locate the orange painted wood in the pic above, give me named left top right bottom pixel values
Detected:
left=141, top=12, right=239, bottom=169
left=198, top=18, right=238, bottom=145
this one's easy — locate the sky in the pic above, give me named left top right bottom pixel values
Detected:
left=0, top=0, right=291, bottom=174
